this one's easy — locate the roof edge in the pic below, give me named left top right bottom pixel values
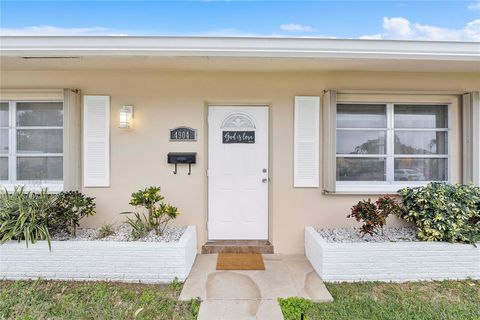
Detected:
left=1, top=36, right=479, bottom=61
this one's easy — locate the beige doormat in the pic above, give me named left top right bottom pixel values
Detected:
left=216, top=253, right=265, bottom=270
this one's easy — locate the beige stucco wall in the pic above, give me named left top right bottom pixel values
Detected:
left=1, top=70, right=479, bottom=253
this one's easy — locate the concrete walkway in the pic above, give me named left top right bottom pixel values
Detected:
left=179, top=254, right=333, bottom=320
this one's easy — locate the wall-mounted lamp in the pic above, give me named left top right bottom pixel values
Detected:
left=119, top=105, right=134, bottom=128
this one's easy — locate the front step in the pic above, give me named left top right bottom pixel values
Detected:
left=201, top=240, right=274, bottom=254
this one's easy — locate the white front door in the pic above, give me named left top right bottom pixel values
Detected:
left=208, top=106, right=269, bottom=240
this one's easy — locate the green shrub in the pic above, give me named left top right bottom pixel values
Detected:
left=0, top=187, right=96, bottom=248
left=122, top=186, right=180, bottom=238
left=97, top=223, right=115, bottom=239
left=49, top=191, right=96, bottom=236
left=124, top=212, right=149, bottom=240
left=398, top=182, right=480, bottom=244
left=0, top=187, right=56, bottom=248
left=348, top=195, right=401, bottom=236
left=278, top=297, right=313, bottom=320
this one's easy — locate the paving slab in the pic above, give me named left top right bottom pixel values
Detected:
left=206, top=272, right=261, bottom=300
left=198, top=299, right=284, bottom=320
left=180, top=254, right=333, bottom=320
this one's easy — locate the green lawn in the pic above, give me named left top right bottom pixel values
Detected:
left=2, top=279, right=479, bottom=320
left=279, top=280, right=480, bottom=320
left=0, top=279, right=200, bottom=320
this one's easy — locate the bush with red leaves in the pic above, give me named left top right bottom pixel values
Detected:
left=348, top=195, right=401, bottom=236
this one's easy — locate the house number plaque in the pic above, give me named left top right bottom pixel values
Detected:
left=170, top=127, right=197, bottom=141
left=222, top=131, right=255, bottom=144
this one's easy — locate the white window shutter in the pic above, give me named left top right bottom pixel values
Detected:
left=83, top=96, right=110, bottom=187
left=294, top=96, right=320, bottom=187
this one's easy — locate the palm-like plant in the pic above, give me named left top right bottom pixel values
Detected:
left=121, top=186, right=180, bottom=238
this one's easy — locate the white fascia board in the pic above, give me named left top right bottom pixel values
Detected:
left=1, top=36, right=479, bottom=61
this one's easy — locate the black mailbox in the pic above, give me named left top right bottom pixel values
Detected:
left=168, top=152, right=196, bottom=175
left=168, top=152, right=196, bottom=164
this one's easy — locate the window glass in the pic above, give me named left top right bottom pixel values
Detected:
left=337, top=104, right=387, bottom=128
left=0, top=129, right=8, bottom=154
left=1, top=100, right=64, bottom=186
left=0, top=103, right=8, bottom=127
left=0, top=157, right=7, bottom=180
left=394, top=158, right=447, bottom=181
left=17, top=129, right=63, bottom=154
left=17, top=157, right=63, bottom=181
left=16, top=102, right=63, bottom=127
left=336, top=157, right=386, bottom=181
left=394, top=105, right=448, bottom=128
left=337, top=130, right=386, bottom=155
left=336, top=102, right=449, bottom=185
left=394, top=131, right=447, bottom=155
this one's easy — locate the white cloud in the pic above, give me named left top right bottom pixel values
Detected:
left=468, top=1, right=480, bottom=11
left=384, top=17, right=413, bottom=38
left=360, top=17, right=480, bottom=41
left=280, top=23, right=316, bottom=32
left=0, top=25, right=128, bottom=36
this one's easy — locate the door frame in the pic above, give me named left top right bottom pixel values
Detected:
left=206, top=104, right=271, bottom=241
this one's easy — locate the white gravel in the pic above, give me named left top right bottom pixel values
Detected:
left=52, top=225, right=186, bottom=242
left=316, top=227, right=418, bottom=243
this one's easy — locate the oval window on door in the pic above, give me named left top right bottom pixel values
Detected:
left=221, top=112, right=256, bottom=129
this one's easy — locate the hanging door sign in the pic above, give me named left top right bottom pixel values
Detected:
left=170, top=127, right=197, bottom=141
left=222, top=131, right=255, bottom=144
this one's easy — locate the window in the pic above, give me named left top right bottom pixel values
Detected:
left=336, top=103, right=449, bottom=191
left=0, top=101, right=64, bottom=190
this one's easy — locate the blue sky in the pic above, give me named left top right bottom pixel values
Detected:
left=0, top=1, right=479, bottom=41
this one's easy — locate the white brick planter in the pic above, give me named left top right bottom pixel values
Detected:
left=0, top=225, right=197, bottom=283
left=305, top=227, right=480, bottom=282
